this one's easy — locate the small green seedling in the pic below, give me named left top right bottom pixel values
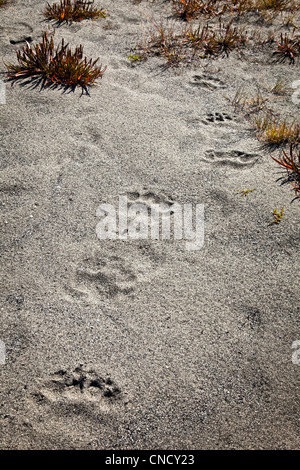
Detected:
left=237, top=189, right=256, bottom=196
left=268, top=208, right=284, bottom=225
left=271, top=78, right=289, bottom=95
left=128, top=54, right=144, bottom=62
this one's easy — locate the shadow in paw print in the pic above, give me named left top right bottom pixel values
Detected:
left=76, top=255, right=137, bottom=299
left=202, top=112, right=237, bottom=125
left=32, top=366, right=121, bottom=404
left=190, top=74, right=227, bottom=90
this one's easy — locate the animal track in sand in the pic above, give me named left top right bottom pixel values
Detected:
left=66, top=192, right=169, bottom=302
left=126, top=189, right=175, bottom=213
left=202, top=149, right=261, bottom=167
left=2, top=22, right=34, bottom=45
left=76, top=254, right=138, bottom=298
left=31, top=366, right=121, bottom=404
left=202, top=112, right=237, bottom=125
left=223, top=373, right=271, bottom=406
left=190, top=74, right=227, bottom=90
left=241, top=309, right=262, bottom=330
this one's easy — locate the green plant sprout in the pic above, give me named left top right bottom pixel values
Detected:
left=237, top=189, right=256, bottom=196
left=128, top=54, right=145, bottom=62
left=268, top=208, right=284, bottom=225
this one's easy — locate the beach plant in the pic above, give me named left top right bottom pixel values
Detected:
left=211, top=19, right=247, bottom=57
left=184, top=23, right=219, bottom=57
left=231, top=0, right=298, bottom=13
left=192, top=20, right=247, bottom=57
left=254, top=0, right=296, bottom=12
left=254, top=115, right=300, bottom=145
left=245, top=88, right=272, bottom=114
left=5, top=32, right=107, bottom=88
left=268, top=208, right=284, bottom=225
left=186, top=19, right=247, bottom=57
left=252, top=29, right=275, bottom=45
left=0, top=0, right=8, bottom=6
left=230, top=0, right=300, bottom=24
left=128, top=53, right=145, bottom=62
left=272, top=144, right=300, bottom=197
left=171, top=0, right=227, bottom=21
left=184, top=22, right=211, bottom=48
left=272, top=32, right=300, bottom=64
left=224, top=87, right=247, bottom=111
left=138, top=21, right=183, bottom=63
left=237, top=188, right=256, bottom=196
left=186, top=20, right=246, bottom=57
left=44, top=0, right=107, bottom=24
left=271, top=78, right=290, bottom=94
left=225, top=87, right=274, bottom=117
left=281, top=13, right=298, bottom=29
left=138, top=17, right=247, bottom=66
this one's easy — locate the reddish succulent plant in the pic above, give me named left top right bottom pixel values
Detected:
left=44, top=0, right=107, bottom=24
left=6, top=32, right=107, bottom=89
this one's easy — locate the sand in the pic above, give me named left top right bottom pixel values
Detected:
left=0, top=0, right=299, bottom=449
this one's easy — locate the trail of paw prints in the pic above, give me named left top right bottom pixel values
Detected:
left=31, top=366, right=121, bottom=406
left=202, top=149, right=261, bottom=167
left=189, top=74, right=227, bottom=90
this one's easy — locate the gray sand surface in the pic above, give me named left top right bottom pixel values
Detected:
left=0, top=0, right=299, bottom=449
